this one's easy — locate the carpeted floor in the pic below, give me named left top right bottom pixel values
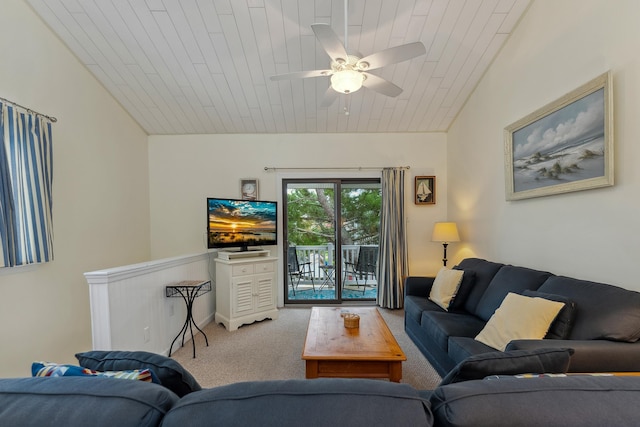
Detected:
left=171, top=306, right=441, bottom=390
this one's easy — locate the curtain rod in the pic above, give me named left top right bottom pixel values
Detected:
left=0, top=96, right=57, bottom=123
left=264, top=166, right=410, bottom=172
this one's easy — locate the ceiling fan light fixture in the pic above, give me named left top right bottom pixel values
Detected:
left=330, top=69, right=364, bottom=94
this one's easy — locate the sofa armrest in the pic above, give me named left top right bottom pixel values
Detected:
left=506, top=339, right=640, bottom=372
left=404, top=276, right=435, bottom=298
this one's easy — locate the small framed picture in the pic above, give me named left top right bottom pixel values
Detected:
left=415, top=176, right=435, bottom=205
left=241, top=179, right=258, bottom=200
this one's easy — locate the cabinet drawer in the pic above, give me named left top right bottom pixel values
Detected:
left=232, top=264, right=254, bottom=276
left=254, top=262, right=274, bottom=274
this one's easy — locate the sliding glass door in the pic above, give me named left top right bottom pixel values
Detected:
left=283, top=178, right=381, bottom=304
left=339, top=181, right=381, bottom=301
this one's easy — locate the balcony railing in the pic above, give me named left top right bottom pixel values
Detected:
left=288, top=244, right=378, bottom=284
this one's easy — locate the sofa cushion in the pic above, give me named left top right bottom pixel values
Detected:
left=430, top=376, right=640, bottom=427
left=474, top=265, right=553, bottom=321
left=75, top=350, right=201, bottom=397
left=0, top=377, right=178, bottom=427
left=439, top=347, right=574, bottom=385
left=522, top=290, right=576, bottom=339
left=453, top=258, right=504, bottom=315
left=405, top=295, right=444, bottom=325
left=429, top=267, right=464, bottom=310
left=161, top=379, right=433, bottom=427
left=421, top=311, right=486, bottom=351
left=448, top=336, right=498, bottom=365
left=538, top=276, right=640, bottom=342
left=475, top=293, right=565, bottom=351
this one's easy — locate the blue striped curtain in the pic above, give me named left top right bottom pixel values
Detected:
left=376, top=168, right=408, bottom=309
left=0, top=103, right=54, bottom=267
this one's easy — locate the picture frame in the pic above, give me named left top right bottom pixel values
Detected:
left=415, top=176, right=435, bottom=205
left=504, top=71, right=613, bottom=201
left=240, top=179, right=258, bottom=200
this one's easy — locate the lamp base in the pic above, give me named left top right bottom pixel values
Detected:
left=442, top=243, right=449, bottom=267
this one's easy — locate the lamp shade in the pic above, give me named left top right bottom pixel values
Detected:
left=431, top=222, right=460, bottom=243
left=331, top=69, right=364, bottom=94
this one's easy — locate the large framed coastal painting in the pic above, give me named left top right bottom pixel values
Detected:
left=504, top=72, right=613, bottom=201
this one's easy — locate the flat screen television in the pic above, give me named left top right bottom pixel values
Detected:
left=207, top=198, right=278, bottom=251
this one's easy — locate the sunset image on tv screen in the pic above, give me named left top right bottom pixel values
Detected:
left=208, top=199, right=277, bottom=247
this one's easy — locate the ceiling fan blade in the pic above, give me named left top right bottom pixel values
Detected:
left=319, top=87, right=338, bottom=108
left=357, top=42, right=426, bottom=71
left=270, top=70, right=333, bottom=81
left=362, top=73, right=403, bottom=97
left=311, top=24, right=349, bottom=63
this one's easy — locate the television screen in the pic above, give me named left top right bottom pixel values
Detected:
left=207, top=198, right=278, bottom=250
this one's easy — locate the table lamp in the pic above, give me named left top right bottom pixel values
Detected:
left=431, top=222, right=460, bottom=266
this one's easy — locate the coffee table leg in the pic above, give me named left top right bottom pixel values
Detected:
left=389, top=362, right=402, bottom=382
left=306, top=360, right=319, bottom=379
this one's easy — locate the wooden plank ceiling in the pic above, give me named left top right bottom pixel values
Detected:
left=27, top=0, right=530, bottom=134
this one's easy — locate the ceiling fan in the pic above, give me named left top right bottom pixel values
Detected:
left=270, top=1, right=426, bottom=108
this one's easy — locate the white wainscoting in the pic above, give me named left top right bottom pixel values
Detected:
left=84, top=252, right=215, bottom=355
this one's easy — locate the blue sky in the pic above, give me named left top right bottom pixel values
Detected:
left=513, top=88, right=604, bottom=159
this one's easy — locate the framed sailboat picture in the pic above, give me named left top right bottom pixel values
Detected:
left=415, top=176, right=435, bottom=205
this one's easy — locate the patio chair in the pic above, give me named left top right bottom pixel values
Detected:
left=287, top=247, right=315, bottom=295
left=344, top=246, right=378, bottom=294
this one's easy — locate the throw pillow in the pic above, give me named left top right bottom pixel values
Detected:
left=448, top=269, right=476, bottom=311
left=522, top=290, right=576, bottom=339
left=429, top=267, right=464, bottom=311
left=475, top=292, right=565, bottom=351
left=75, top=350, right=201, bottom=397
left=439, top=347, right=574, bottom=385
left=31, top=361, right=158, bottom=383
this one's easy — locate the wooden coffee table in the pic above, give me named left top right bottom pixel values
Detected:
left=302, top=307, right=407, bottom=382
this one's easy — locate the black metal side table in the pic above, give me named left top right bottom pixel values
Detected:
left=166, top=280, right=211, bottom=358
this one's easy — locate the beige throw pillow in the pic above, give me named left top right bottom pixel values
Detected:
left=475, top=292, right=565, bottom=351
left=429, top=267, right=464, bottom=311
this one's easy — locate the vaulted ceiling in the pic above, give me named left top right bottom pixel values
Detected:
left=27, top=0, right=530, bottom=135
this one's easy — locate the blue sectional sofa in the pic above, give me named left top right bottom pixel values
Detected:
left=2, top=374, right=640, bottom=426
left=404, top=258, right=640, bottom=377
left=3, top=348, right=640, bottom=426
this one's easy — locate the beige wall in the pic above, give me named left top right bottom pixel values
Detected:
left=447, top=0, right=640, bottom=290
left=0, top=0, right=150, bottom=376
left=148, top=133, right=449, bottom=283
left=7, top=0, right=637, bottom=377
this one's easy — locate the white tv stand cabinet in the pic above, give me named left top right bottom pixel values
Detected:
left=214, top=250, right=278, bottom=331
